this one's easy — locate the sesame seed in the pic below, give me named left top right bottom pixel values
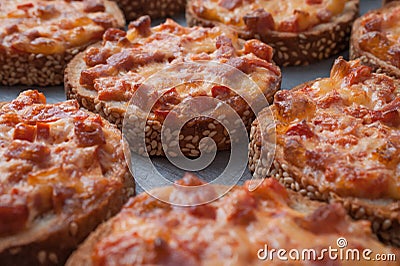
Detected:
left=382, top=219, right=392, bottom=231
left=69, top=222, right=78, bottom=236
left=49, top=253, right=58, bottom=264
left=190, top=135, right=198, bottom=144
left=37, top=251, right=46, bottom=264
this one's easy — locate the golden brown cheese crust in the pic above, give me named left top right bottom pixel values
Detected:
left=351, top=1, right=400, bottom=78
left=66, top=16, right=281, bottom=157
left=0, top=90, right=134, bottom=265
left=78, top=16, right=280, bottom=102
left=258, top=58, right=400, bottom=200
left=189, top=0, right=347, bottom=33
left=67, top=174, right=399, bottom=266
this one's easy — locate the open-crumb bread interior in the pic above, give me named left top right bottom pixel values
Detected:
left=0, top=0, right=124, bottom=55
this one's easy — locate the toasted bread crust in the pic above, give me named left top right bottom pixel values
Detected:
left=65, top=45, right=99, bottom=114
left=248, top=59, right=400, bottom=246
left=0, top=181, right=132, bottom=266
left=350, top=2, right=400, bottom=79
left=186, top=0, right=359, bottom=66
left=113, top=0, right=186, bottom=21
left=0, top=0, right=125, bottom=86
left=0, top=91, right=135, bottom=265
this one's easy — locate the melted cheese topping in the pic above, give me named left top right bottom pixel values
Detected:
left=0, top=0, right=120, bottom=54
left=269, top=58, right=400, bottom=200
left=80, top=16, right=281, bottom=118
left=190, top=0, right=347, bottom=33
left=0, top=90, right=126, bottom=236
left=90, top=175, right=398, bottom=265
left=358, top=3, right=400, bottom=68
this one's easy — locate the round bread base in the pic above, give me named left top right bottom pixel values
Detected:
left=249, top=120, right=400, bottom=247
left=186, top=0, right=359, bottom=66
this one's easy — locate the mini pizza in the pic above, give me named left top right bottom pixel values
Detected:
left=249, top=58, right=400, bottom=246
left=351, top=1, right=400, bottom=78
left=65, top=16, right=281, bottom=157
left=113, top=0, right=186, bottom=21
left=0, top=0, right=125, bottom=86
left=0, top=90, right=134, bottom=265
left=67, top=173, right=399, bottom=265
left=186, top=0, right=359, bottom=66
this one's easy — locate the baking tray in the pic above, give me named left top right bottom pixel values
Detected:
left=0, top=0, right=380, bottom=194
